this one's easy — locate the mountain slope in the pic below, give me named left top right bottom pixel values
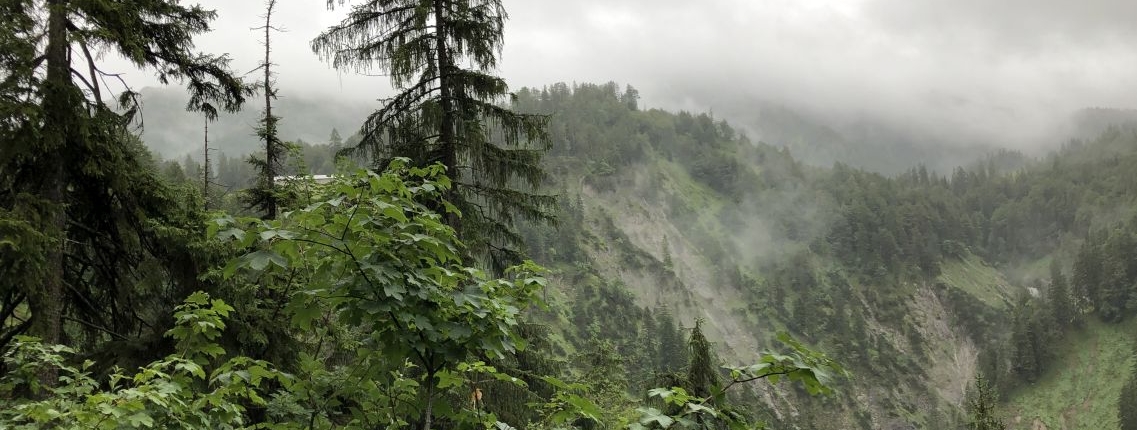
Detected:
left=134, top=81, right=1137, bottom=429
left=511, top=83, right=1027, bottom=429
left=514, top=82, right=1137, bottom=429
left=1005, top=319, right=1136, bottom=430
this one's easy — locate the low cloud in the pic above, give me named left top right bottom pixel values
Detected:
left=106, top=0, right=1137, bottom=151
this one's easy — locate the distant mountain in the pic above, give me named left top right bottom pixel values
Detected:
left=1068, top=107, right=1137, bottom=139
left=134, top=87, right=375, bottom=160
left=734, top=102, right=1004, bottom=175
left=725, top=102, right=1137, bottom=176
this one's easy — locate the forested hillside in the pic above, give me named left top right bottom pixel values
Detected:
left=508, top=83, right=1137, bottom=429
left=411, top=84, right=1131, bottom=429
left=5, top=1, right=1137, bottom=429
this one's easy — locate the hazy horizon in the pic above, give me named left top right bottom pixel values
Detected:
left=105, top=0, right=1137, bottom=153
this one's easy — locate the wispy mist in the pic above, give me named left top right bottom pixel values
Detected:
left=106, top=0, right=1137, bottom=152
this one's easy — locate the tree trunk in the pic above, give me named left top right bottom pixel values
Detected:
left=203, top=118, right=210, bottom=210
left=431, top=0, right=460, bottom=230
left=421, top=380, right=435, bottom=430
left=263, top=0, right=277, bottom=219
left=31, top=0, right=73, bottom=387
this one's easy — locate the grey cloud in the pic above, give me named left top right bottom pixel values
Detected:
left=503, top=0, right=1137, bottom=150
left=106, top=0, right=1137, bottom=154
left=864, top=0, right=1137, bottom=50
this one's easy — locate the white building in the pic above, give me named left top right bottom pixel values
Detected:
left=272, top=174, right=335, bottom=185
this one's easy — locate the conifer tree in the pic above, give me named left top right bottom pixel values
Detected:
left=1009, top=301, right=1042, bottom=382
left=0, top=0, right=247, bottom=381
left=1120, top=351, right=1137, bottom=430
left=203, top=116, right=214, bottom=210
left=245, top=0, right=286, bottom=219
left=966, top=373, right=1005, bottom=430
left=685, top=319, right=720, bottom=400
left=656, top=308, right=688, bottom=374
left=1072, top=237, right=1103, bottom=314
left=1047, top=260, right=1078, bottom=329
left=312, top=0, right=553, bottom=271
left=631, top=311, right=661, bottom=392
left=1099, top=232, right=1131, bottom=323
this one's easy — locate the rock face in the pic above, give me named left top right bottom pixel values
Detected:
left=550, top=153, right=1004, bottom=429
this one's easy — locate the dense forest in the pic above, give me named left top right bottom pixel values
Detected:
left=5, top=1, right=1137, bottom=430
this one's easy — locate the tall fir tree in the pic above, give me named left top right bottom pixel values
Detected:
left=1009, top=300, right=1042, bottom=382
left=684, top=319, right=725, bottom=429
left=1047, top=260, right=1078, bottom=330
left=0, top=0, right=247, bottom=383
left=203, top=116, right=214, bottom=210
left=656, top=307, right=688, bottom=374
left=685, top=319, right=720, bottom=400
left=1120, top=348, right=1137, bottom=430
left=1072, top=236, right=1103, bottom=314
left=328, top=128, right=344, bottom=149
left=966, top=373, right=1006, bottom=430
left=245, top=0, right=286, bottom=219
left=312, top=0, right=554, bottom=271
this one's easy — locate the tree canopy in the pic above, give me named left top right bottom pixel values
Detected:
left=313, top=0, right=554, bottom=272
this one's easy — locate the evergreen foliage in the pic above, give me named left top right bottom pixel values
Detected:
left=685, top=319, right=720, bottom=400
left=657, top=308, right=689, bottom=375
left=312, top=0, right=554, bottom=272
left=965, top=373, right=1005, bottom=430
left=0, top=293, right=288, bottom=429
left=9, top=0, right=1137, bottom=426
left=1120, top=349, right=1137, bottom=430
left=0, top=0, right=249, bottom=385
left=244, top=0, right=287, bottom=220
left=1070, top=219, right=1137, bottom=324
left=1047, top=260, right=1078, bottom=329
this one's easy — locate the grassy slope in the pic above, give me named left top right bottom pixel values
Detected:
left=937, top=254, right=1015, bottom=309
left=1004, top=319, right=1136, bottom=430
left=936, top=253, right=1136, bottom=430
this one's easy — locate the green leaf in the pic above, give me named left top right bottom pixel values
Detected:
left=289, top=301, right=322, bottom=330
left=637, top=407, right=674, bottom=428
left=126, top=412, right=154, bottom=427
left=175, top=361, right=206, bottom=379
left=686, top=402, right=718, bottom=417
left=216, top=227, right=245, bottom=242
left=245, top=250, right=287, bottom=271
left=565, top=394, right=602, bottom=421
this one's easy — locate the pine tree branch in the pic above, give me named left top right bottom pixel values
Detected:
left=62, top=316, right=129, bottom=341
left=76, top=39, right=101, bottom=103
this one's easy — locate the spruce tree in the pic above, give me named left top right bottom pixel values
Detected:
left=966, top=373, right=1006, bottom=430
left=313, top=0, right=553, bottom=271
left=685, top=319, right=720, bottom=400
left=1120, top=351, right=1137, bottom=430
left=1072, top=237, right=1103, bottom=314
left=0, top=0, right=247, bottom=382
left=1099, top=232, right=1130, bottom=323
left=1009, top=302, right=1041, bottom=382
left=683, top=319, right=726, bottom=430
left=329, top=128, right=344, bottom=149
left=245, top=0, right=286, bottom=219
left=1047, top=260, right=1078, bottom=329
left=656, top=307, right=688, bottom=374
left=203, top=116, right=214, bottom=210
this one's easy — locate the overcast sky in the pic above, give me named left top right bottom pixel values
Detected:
left=109, top=0, right=1137, bottom=148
